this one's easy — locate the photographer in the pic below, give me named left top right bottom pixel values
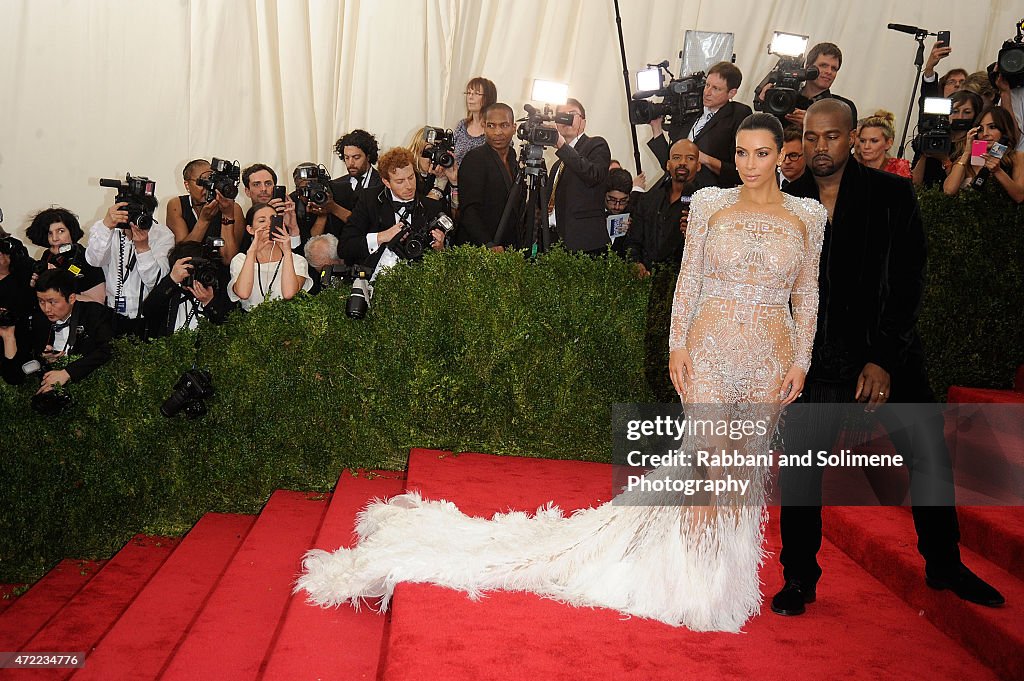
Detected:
left=340, top=147, right=447, bottom=280
left=943, top=106, right=1024, bottom=203
left=548, top=98, right=612, bottom=254
left=648, top=62, right=750, bottom=188
left=291, top=162, right=344, bottom=248
left=25, top=207, right=105, bottom=303
left=85, top=194, right=174, bottom=337
left=455, top=103, right=518, bottom=248
left=166, top=159, right=244, bottom=263
left=995, top=68, right=1024, bottom=151
left=303, top=234, right=345, bottom=294
left=228, top=203, right=313, bottom=311
left=143, top=241, right=236, bottom=338
left=1, top=268, right=112, bottom=391
left=409, top=126, right=458, bottom=214
left=920, top=39, right=967, bottom=103
left=784, top=42, right=857, bottom=128
left=0, top=233, right=34, bottom=334
left=911, top=90, right=982, bottom=187
left=329, top=129, right=383, bottom=224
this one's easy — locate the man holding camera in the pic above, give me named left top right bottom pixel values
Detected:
left=291, top=163, right=345, bottom=248
left=341, top=147, right=447, bottom=280
left=547, top=98, right=612, bottom=254
left=166, top=158, right=245, bottom=263
left=1, top=269, right=113, bottom=392
left=648, top=62, right=751, bottom=189
left=143, top=241, right=236, bottom=338
left=456, top=103, right=519, bottom=248
left=785, top=42, right=858, bottom=128
left=242, top=163, right=304, bottom=252
left=85, top=195, right=174, bottom=338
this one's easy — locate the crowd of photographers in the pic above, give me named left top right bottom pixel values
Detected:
left=0, top=29, right=1022, bottom=410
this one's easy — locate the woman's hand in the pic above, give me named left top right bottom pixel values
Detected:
left=780, top=365, right=807, bottom=406
left=669, top=348, right=695, bottom=398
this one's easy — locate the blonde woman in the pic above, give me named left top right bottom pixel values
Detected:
left=855, top=110, right=911, bottom=178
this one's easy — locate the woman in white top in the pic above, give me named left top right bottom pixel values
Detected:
left=228, top=203, right=313, bottom=310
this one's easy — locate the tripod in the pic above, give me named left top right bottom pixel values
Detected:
left=896, top=29, right=930, bottom=160
left=493, top=143, right=555, bottom=257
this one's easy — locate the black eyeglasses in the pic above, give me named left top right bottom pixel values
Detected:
left=605, top=195, right=629, bottom=207
left=783, top=152, right=803, bottom=162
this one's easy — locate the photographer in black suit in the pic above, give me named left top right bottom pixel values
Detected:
left=143, top=241, right=236, bottom=339
left=548, top=98, right=612, bottom=254
left=340, top=147, right=447, bottom=279
left=1, top=268, right=112, bottom=391
left=647, top=62, right=751, bottom=188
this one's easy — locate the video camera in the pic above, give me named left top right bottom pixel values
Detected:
left=389, top=213, right=455, bottom=261
left=517, top=104, right=574, bottom=147
left=98, top=173, right=157, bottom=230
left=422, top=127, right=456, bottom=169
left=998, top=18, right=1024, bottom=88
left=753, top=33, right=818, bottom=118
left=295, top=164, right=333, bottom=205
left=913, top=97, right=953, bottom=157
left=628, top=62, right=706, bottom=134
left=197, top=157, right=240, bottom=202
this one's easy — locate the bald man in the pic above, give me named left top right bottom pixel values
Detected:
left=621, top=138, right=701, bottom=275
left=772, top=98, right=1004, bottom=616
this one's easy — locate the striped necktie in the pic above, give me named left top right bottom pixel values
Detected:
left=689, top=110, right=714, bottom=141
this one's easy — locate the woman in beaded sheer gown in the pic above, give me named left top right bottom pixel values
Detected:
left=296, top=114, right=826, bottom=632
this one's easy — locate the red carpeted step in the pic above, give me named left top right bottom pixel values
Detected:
left=824, top=506, right=1024, bottom=681
left=376, top=451, right=1000, bottom=681
left=957, top=506, right=1024, bottom=575
left=262, top=470, right=406, bottom=681
left=0, top=584, right=26, bottom=615
left=13, top=537, right=178, bottom=681
left=69, top=513, right=255, bottom=681
left=158, top=490, right=329, bottom=681
left=0, top=560, right=103, bottom=651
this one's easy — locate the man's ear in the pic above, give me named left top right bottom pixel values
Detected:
left=68, top=293, right=77, bottom=306
left=728, top=88, right=738, bottom=100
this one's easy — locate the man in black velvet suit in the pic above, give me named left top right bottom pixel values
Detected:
left=455, top=103, right=519, bottom=248
left=548, top=98, right=611, bottom=253
left=339, top=147, right=447, bottom=277
left=1, top=269, right=113, bottom=390
left=647, top=62, right=752, bottom=188
left=772, top=99, right=1004, bottom=616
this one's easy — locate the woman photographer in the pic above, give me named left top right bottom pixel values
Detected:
left=409, top=126, right=458, bottom=214
left=228, top=203, right=312, bottom=311
left=943, top=106, right=1024, bottom=203
left=24, top=207, right=105, bottom=304
left=912, top=90, right=983, bottom=188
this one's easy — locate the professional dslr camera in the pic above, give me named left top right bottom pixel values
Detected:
left=99, top=173, right=157, bottom=229
left=389, top=213, right=455, bottom=261
left=752, top=32, right=818, bottom=118
left=197, top=157, right=241, bottom=202
left=35, top=242, right=88, bottom=278
left=517, top=104, right=574, bottom=147
left=998, top=18, right=1024, bottom=88
left=628, top=63, right=706, bottom=135
left=161, top=367, right=214, bottom=418
left=182, top=255, right=220, bottom=290
left=295, top=164, right=333, bottom=206
left=913, top=98, right=953, bottom=157
left=422, top=127, right=456, bottom=169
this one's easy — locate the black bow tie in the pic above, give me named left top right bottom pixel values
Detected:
left=52, top=319, right=71, bottom=332
left=394, top=200, right=415, bottom=211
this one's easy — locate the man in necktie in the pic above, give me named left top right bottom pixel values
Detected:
left=1, top=269, right=113, bottom=391
left=647, top=62, right=752, bottom=189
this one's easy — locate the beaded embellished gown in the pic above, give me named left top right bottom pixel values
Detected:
left=297, top=186, right=826, bottom=632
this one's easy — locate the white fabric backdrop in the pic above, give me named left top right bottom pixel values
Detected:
left=1, top=0, right=1020, bottom=248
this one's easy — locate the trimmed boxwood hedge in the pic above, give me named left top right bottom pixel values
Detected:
left=1, top=188, right=1020, bottom=583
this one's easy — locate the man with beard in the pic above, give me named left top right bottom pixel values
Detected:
left=772, top=98, right=1004, bottom=616
left=621, top=138, right=701, bottom=276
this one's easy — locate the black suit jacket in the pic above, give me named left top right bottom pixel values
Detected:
left=2, top=300, right=113, bottom=385
left=329, top=168, right=383, bottom=218
left=340, top=187, right=447, bottom=269
left=648, top=100, right=753, bottom=188
left=142, top=273, right=236, bottom=339
left=455, top=144, right=518, bottom=247
left=784, top=160, right=927, bottom=391
left=550, top=134, right=612, bottom=252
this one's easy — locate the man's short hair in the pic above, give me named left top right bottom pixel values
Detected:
left=334, top=129, right=379, bottom=165
left=939, top=68, right=969, bottom=92
left=242, top=163, right=278, bottom=188
left=167, top=240, right=210, bottom=266
left=35, top=268, right=76, bottom=300
left=963, top=71, right=997, bottom=102
left=564, top=97, right=586, bottom=119
left=377, top=147, right=417, bottom=181
left=708, top=62, right=742, bottom=90
left=26, top=207, right=82, bottom=248
left=783, top=125, right=803, bottom=144
left=806, top=42, right=843, bottom=69
left=182, top=158, right=210, bottom=181
left=303, top=234, right=340, bottom=268
left=606, top=168, right=633, bottom=195
left=806, top=98, right=854, bottom=131
left=483, top=102, right=514, bottom=120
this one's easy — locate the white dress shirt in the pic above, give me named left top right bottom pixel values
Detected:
left=85, top=220, right=174, bottom=318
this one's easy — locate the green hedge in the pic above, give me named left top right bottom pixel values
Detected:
left=1, top=189, right=1021, bottom=583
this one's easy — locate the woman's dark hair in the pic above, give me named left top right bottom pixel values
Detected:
left=334, top=129, right=379, bottom=165
left=606, top=168, right=633, bottom=195
left=245, top=202, right=274, bottom=226
left=950, top=90, right=984, bottom=121
left=464, top=77, right=498, bottom=123
left=25, top=207, right=82, bottom=248
left=736, top=113, right=785, bottom=152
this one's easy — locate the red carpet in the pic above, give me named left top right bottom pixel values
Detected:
left=0, top=560, right=103, bottom=651
left=378, top=450, right=1009, bottom=681
left=957, top=506, right=1024, bottom=575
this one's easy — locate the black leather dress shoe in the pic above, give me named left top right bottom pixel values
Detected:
left=926, top=564, right=1006, bottom=607
left=771, top=580, right=817, bottom=616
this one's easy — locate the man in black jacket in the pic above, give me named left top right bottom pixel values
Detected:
left=548, top=98, right=612, bottom=253
left=456, top=103, right=519, bottom=248
left=1, top=269, right=112, bottom=390
left=772, top=99, right=1004, bottom=616
left=329, top=129, right=382, bottom=224
left=647, top=62, right=751, bottom=188
left=143, top=242, right=236, bottom=339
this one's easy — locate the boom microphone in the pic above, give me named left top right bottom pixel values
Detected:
left=887, top=23, right=929, bottom=36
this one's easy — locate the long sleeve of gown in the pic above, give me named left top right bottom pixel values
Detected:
left=789, top=201, right=827, bottom=372
left=667, top=188, right=715, bottom=351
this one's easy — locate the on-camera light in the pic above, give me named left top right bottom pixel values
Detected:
left=635, top=68, right=662, bottom=92
left=769, top=32, right=809, bottom=58
left=531, top=79, right=569, bottom=105
left=923, top=97, right=953, bottom=115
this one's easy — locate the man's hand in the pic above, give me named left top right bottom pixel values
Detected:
left=855, top=362, right=891, bottom=412
left=785, top=108, right=807, bottom=127
left=103, top=202, right=130, bottom=229
left=995, top=72, right=1012, bottom=94
left=0, top=324, right=16, bottom=355
left=37, top=369, right=71, bottom=395
left=679, top=209, right=690, bottom=236
left=170, top=257, right=192, bottom=285
left=490, top=245, right=505, bottom=253
left=649, top=116, right=664, bottom=136
left=430, top=228, right=445, bottom=251
left=40, top=345, right=64, bottom=364
left=214, top=190, right=234, bottom=214
left=924, top=43, right=952, bottom=78
left=555, top=132, right=566, bottom=149
left=377, top=223, right=403, bottom=245
left=128, top=224, right=151, bottom=252
left=633, top=172, right=647, bottom=189
left=186, top=281, right=215, bottom=307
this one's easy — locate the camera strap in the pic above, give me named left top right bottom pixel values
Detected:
left=256, top=250, right=284, bottom=300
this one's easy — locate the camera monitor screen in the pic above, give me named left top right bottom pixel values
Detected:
left=680, top=30, right=734, bottom=76
left=923, top=97, right=953, bottom=115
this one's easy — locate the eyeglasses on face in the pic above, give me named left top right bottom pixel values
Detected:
left=605, top=195, right=629, bottom=207
left=782, top=152, right=803, bottom=162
